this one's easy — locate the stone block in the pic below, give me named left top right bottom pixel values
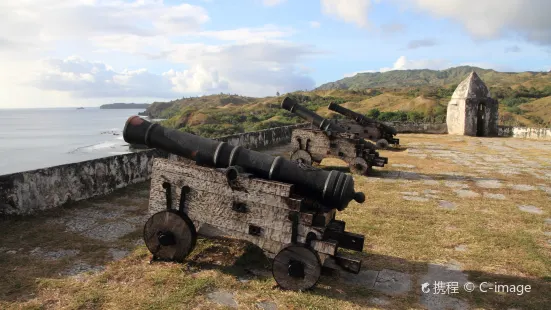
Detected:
left=373, top=269, right=412, bottom=296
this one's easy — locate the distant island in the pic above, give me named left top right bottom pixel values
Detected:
left=100, top=103, right=150, bottom=109
left=76, top=107, right=84, bottom=110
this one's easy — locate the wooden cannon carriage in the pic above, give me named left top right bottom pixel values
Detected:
left=280, top=97, right=388, bottom=176
left=327, top=103, right=399, bottom=149
left=123, top=116, right=366, bottom=291
left=146, top=158, right=364, bottom=290
left=290, top=128, right=387, bottom=176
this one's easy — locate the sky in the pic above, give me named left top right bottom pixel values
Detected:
left=1, top=0, right=550, bottom=108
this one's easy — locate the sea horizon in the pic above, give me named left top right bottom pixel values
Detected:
left=0, top=108, right=148, bottom=175
left=0, top=106, right=145, bottom=110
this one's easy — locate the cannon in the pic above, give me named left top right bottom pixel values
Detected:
left=280, top=97, right=388, bottom=175
left=328, top=103, right=399, bottom=149
left=123, top=116, right=366, bottom=291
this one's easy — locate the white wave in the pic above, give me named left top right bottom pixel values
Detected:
left=101, top=128, right=122, bottom=135
left=87, top=141, right=118, bottom=150
left=109, top=151, right=132, bottom=155
left=69, top=140, right=121, bottom=153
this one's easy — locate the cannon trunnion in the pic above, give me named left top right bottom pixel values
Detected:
left=280, top=97, right=388, bottom=175
left=328, top=102, right=399, bottom=149
left=123, top=116, right=366, bottom=291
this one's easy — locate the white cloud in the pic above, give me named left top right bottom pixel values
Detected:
left=263, top=0, right=287, bottom=6
left=309, top=21, right=321, bottom=29
left=156, top=41, right=320, bottom=96
left=198, top=25, right=294, bottom=43
left=343, top=56, right=519, bottom=78
left=378, top=56, right=452, bottom=72
left=0, top=1, right=209, bottom=51
left=0, top=1, right=321, bottom=106
left=344, top=70, right=376, bottom=78
left=320, top=0, right=372, bottom=28
left=31, top=39, right=319, bottom=99
left=399, top=0, right=551, bottom=45
left=317, top=0, right=551, bottom=45
left=33, top=56, right=177, bottom=98
left=344, top=56, right=453, bottom=77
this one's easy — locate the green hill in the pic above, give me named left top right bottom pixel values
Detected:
left=317, top=66, right=551, bottom=91
left=100, top=103, right=150, bottom=109
left=141, top=67, right=551, bottom=138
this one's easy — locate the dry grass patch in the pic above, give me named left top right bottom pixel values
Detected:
left=1, top=134, right=550, bottom=309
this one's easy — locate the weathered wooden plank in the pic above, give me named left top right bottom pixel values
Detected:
left=190, top=209, right=327, bottom=245
left=151, top=189, right=327, bottom=244
left=151, top=183, right=294, bottom=241
left=299, top=213, right=313, bottom=226
left=153, top=158, right=228, bottom=183
left=184, top=190, right=294, bottom=232
left=151, top=187, right=314, bottom=229
left=235, top=178, right=295, bottom=198
left=335, top=255, right=362, bottom=274
left=313, top=209, right=336, bottom=227
left=187, top=209, right=293, bottom=244
left=150, top=186, right=327, bottom=242
left=149, top=184, right=300, bottom=216
left=150, top=170, right=301, bottom=211
left=153, top=158, right=294, bottom=197
left=146, top=159, right=353, bottom=264
left=310, top=239, right=337, bottom=256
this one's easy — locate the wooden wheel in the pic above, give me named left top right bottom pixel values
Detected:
left=290, top=150, right=313, bottom=166
left=272, top=245, right=321, bottom=291
left=349, top=157, right=369, bottom=175
left=376, top=139, right=389, bottom=149
left=143, top=210, right=197, bottom=262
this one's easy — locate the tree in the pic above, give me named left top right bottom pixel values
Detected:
left=276, top=91, right=280, bottom=96
left=366, top=108, right=381, bottom=119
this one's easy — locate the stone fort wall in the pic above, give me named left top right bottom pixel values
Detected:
left=0, top=123, right=308, bottom=216
left=497, top=126, right=551, bottom=140
left=1, top=122, right=549, bottom=215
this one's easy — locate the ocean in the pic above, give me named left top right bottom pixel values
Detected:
left=0, top=108, right=149, bottom=175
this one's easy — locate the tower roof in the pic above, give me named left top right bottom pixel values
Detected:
left=451, top=71, right=491, bottom=99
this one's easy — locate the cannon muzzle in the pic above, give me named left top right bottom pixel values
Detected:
left=123, top=116, right=365, bottom=210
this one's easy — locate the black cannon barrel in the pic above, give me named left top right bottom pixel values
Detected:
left=281, top=97, right=345, bottom=133
left=123, top=116, right=365, bottom=210
left=327, top=102, right=397, bottom=135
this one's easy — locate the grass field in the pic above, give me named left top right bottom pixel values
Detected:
left=1, top=134, right=550, bottom=309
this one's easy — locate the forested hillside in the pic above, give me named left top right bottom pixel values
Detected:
left=140, top=67, right=551, bottom=138
left=317, top=66, right=551, bottom=91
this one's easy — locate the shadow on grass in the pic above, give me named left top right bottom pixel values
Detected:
left=2, top=224, right=549, bottom=309
left=382, top=146, right=409, bottom=152
left=2, top=180, right=548, bottom=309
left=154, top=237, right=551, bottom=310
left=369, top=169, right=506, bottom=182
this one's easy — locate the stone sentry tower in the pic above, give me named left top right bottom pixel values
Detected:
left=446, top=72, right=498, bottom=136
